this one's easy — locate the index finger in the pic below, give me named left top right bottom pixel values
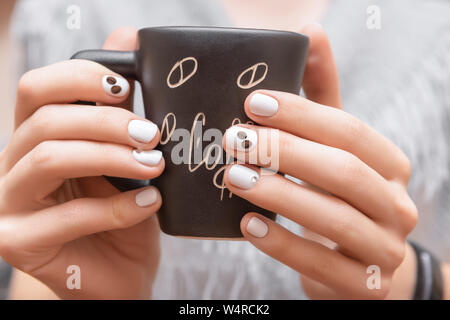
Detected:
left=14, top=59, right=131, bottom=128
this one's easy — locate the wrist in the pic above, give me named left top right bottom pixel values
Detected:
left=408, top=241, right=444, bottom=300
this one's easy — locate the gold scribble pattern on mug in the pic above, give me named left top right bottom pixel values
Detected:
left=167, top=57, right=198, bottom=88
left=236, top=62, right=268, bottom=89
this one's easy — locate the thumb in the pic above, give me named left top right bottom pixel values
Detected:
left=101, top=26, right=138, bottom=109
left=102, top=26, right=138, bottom=51
left=300, top=23, right=342, bottom=109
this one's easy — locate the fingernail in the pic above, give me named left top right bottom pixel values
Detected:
left=102, top=75, right=129, bottom=97
left=249, top=93, right=278, bottom=116
left=128, top=120, right=158, bottom=143
left=225, top=126, right=257, bottom=152
left=133, top=149, right=162, bottom=166
left=246, top=217, right=268, bottom=238
left=135, top=187, right=157, bottom=207
left=228, top=164, right=259, bottom=189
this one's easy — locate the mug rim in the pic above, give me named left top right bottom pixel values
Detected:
left=138, top=25, right=309, bottom=42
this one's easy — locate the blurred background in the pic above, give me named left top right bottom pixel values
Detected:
left=0, top=0, right=15, bottom=149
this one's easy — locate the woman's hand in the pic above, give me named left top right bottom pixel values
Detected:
left=222, top=24, right=418, bottom=299
left=0, top=27, right=164, bottom=299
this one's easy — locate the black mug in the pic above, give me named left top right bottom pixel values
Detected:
left=72, top=26, right=309, bottom=238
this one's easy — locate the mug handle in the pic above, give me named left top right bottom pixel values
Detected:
left=71, top=50, right=137, bottom=79
left=71, top=49, right=148, bottom=192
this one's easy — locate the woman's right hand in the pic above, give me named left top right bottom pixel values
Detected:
left=0, top=27, right=164, bottom=299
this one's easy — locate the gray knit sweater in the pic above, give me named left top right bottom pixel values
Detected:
left=0, top=0, right=449, bottom=299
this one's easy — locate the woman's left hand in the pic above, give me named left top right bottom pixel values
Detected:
left=222, top=24, right=418, bottom=299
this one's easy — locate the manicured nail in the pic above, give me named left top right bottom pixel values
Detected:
left=102, top=75, right=129, bottom=97
left=246, top=217, right=268, bottom=238
left=128, top=120, right=158, bottom=143
left=249, top=93, right=278, bottom=116
left=135, top=187, right=157, bottom=207
left=228, top=164, right=259, bottom=189
left=225, top=126, right=257, bottom=152
left=133, top=149, right=162, bottom=166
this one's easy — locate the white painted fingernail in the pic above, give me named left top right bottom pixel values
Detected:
left=249, top=93, right=278, bottom=116
left=225, top=126, right=257, bottom=152
left=128, top=120, right=158, bottom=143
left=102, top=75, right=129, bottom=97
left=135, top=187, right=157, bottom=207
left=247, top=217, right=268, bottom=238
left=228, top=164, right=259, bottom=189
left=133, top=149, right=162, bottom=166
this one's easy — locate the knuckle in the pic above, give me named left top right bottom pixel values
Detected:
left=335, top=151, right=365, bottom=186
left=27, top=140, right=66, bottom=174
left=93, top=107, right=118, bottom=131
left=277, top=176, right=296, bottom=202
left=327, top=212, right=359, bottom=241
left=393, top=192, right=418, bottom=234
left=59, top=200, right=87, bottom=224
left=110, top=195, right=134, bottom=228
left=279, top=132, right=296, bottom=165
left=396, top=154, right=412, bottom=182
left=310, top=262, right=333, bottom=282
left=69, top=59, right=99, bottom=83
left=27, top=105, right=54, bottom=133
left=384, top=241, right=406, bottom=269
left=306, top=253, right=335, bottom=280
left=17, top=71, right=36, bottom=101
left=29, top=141, right=57, bottom=169
left=342, top=114, right=367, bottom=147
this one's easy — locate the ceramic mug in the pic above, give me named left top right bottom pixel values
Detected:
left=72, top=26, right=309, bottom=238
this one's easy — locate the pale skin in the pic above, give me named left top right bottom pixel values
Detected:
left=1, top=0, right=449, bottom=299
